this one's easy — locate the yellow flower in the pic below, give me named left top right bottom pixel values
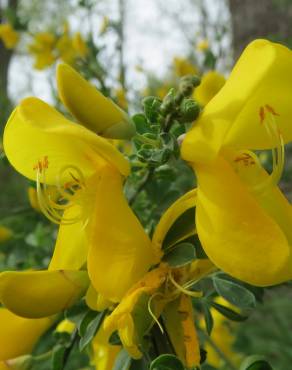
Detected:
left=28, top=32, right=56, bottom=70
left=115, top=88, right=128, bottom=110
left=0, top=226, right=12, bottom=243
left=173, top=57, right=198, bottom=77
left=92, top=327, right=121, bottom=370
left=56, top=34, right=77, bottom=65
left=0, top=23, right=19, bottom=49
left=181, top=39, right=292, bottom=287
left=72, top=32, right=88, bottom=58
left=200, top=297, right=241, bottom=367
left=194, top=70, right=225, bottom=106
left=197, top=39, right=209, bottom=52
left=103, top=189, right=215, bottom=367
left=1, top=63, right=152, bottom=319
left=56, top=319, right=75, bottom=334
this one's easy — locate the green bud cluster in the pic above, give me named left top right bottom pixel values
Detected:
left=131, top=75, right=202, bottom=167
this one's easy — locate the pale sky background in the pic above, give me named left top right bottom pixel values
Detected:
left=8, top=0, right=231, bottom=104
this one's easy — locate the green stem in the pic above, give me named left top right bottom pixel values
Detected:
left=128, top=167, right=154, bottom=206
left=62, top=329, right=79, bottom=369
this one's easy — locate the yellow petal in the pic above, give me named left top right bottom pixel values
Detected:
left=182, top=39, right=292, bottom=164
left=152, top=189, right=197, bottom=256
left=87, top=165, right=156, bottom=302
left=228, top=150, right=292, bottom=245
left=92, top=338, right=121, bottom=370
left=103, top=265, right=168, bottom=335
left=195, top=155, right=292, bottom=286
left=0, top=226, right=12, bottom=243
left=0, top=308, right=52, bottom=360
left=85, top=284, right=112, bottom=312
left=56, top=319, right=75, bottom=334
left=194, top=70, right=225, bottom=107
left=4, top=98, right=129, bottom=185
left=57, top=64, right=135, bottom=139
left=0, top=270, right=89, bottom=318
left=48, top=206, right=88, bottom=270
left=163, top=295, right=200, bottom=368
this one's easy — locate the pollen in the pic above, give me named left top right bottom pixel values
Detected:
left=33, top=156, right=49, bottom=172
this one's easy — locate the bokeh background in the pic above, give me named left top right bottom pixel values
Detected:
left=0, top=0, right=292, bottom=369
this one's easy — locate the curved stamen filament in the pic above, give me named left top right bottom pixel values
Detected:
left=36, top=164, right=85, bottom=225
left=252, top=111, right=284, bottom=194
left=168, top=272, right=203, bottom=299
left=147, top=293, right=165, bottom=334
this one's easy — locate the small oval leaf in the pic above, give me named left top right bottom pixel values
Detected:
left=150, top=354, right=185, bottom=370
left=213, top=276, right=256, bottom=309
left=163, top=242, right=196, bottom=267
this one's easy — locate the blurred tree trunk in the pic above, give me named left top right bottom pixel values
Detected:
left=228, top=0, right=292, bottom=59
left=0, top=0, right=18, bottom=125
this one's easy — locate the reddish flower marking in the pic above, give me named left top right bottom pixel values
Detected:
left=234, top=153, right=255, bottom=166
left=259, top=104, right=280, bottom=124
left=33, top=156, right=49, bottom=172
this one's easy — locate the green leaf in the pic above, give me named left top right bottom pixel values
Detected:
left=163, top=242, right=196, bottom=267
left=201, top=303, right=214, bottom=336
left=133, top=114, right=149, bottom=134
left=209, top=301, right=248, bottom=322
left=240, top=355, right=273, bottom=370
left=213, top=276, right=256, bottom=309
left=162, top=207, right=196, bottom=250
left=113, top=349, right=132, bottom=370
left=130, top=357, right=149, bottom=370
left=150, top=354, right=185, bottom=370
left=65, top=300, right=88, bottom=326
left=109, top=331, right=122, bottom=345
left=52, top=345, right=66, bottom=370
left=78, top=310, right=98, bottom=337
left=79, top=310, right=106, bottom=351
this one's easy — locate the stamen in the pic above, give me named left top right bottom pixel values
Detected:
left=34, top=158, right=86, bottom=225
left=147, top=293, right=164, bottom=334
left=253, top=106, right=285, bottom=193
left=168, top=272, right=203, bottom=299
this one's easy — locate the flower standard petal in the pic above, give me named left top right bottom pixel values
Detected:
left=57, top=64, right=135, bottom=139
left=0, top=270, right=89, bottom=318
left=4, top=98, right=130, bottom=185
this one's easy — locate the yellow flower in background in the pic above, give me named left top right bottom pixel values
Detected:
left=0, top=226, right=12, bottom=243
left=92, top=328, right=121, bottom=370
left=28, top=32, right=56, bottom=70
left=56, top=33, right=77, bottom=65
left=0, top=23, right=19, bottom=49
left=173, top=57, right=198, bottom=77
left=182, top=39, right=292, bottom=287
left=72, top=32, right=88, bottom=58
left=200, top=297, right=242, bottom=367
left=194, top=70, right=226, bottom=106
left=197, top=39, right=209, bottom=52
left=115, top=88, right=128, bottom=110
left=55, top=319, right=75, bottom=334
